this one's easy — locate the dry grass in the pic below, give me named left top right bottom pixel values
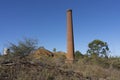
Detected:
left=0, top=53, right=120, bottom=80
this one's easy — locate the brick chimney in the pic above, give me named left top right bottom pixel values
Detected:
left=66, top=9, right=75, bottom=63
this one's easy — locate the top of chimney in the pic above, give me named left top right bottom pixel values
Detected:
left=67, top=9, right=72, bottom=12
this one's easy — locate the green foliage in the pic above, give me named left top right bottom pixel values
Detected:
left=87, top=39, right=109, bottom=58
left=53, top=48, right=56, bottom=53
left=9, top=38, right=38, bottom=56
left=75, top=50, right=83, bottom=59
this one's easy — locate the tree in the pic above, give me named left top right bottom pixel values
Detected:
left=87, top=39, right=109, bottom=58
left=9, top=38, right=38, bottom=56
left=53, top=48, right=56, bottom=53
left=75, top=50, right=83, bottom=59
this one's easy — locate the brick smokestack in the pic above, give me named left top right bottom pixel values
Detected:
left=66, top=9, right=75, bottom=63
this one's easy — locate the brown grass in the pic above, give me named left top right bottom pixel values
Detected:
left=0, top=53, right=120, bottom=80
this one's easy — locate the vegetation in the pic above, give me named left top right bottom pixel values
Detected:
left=8, top=38, right=38, bottom=56
left=75, top=50, right=83, bottom=59
left=0, top=39, right=120, bottom=80
left=87, top=39, right=109, bottom=58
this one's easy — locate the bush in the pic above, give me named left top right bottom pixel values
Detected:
left=9, top=38, right=38, bottom=57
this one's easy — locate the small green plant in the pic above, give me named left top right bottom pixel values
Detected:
left=75, top=50, right=83, bottom=60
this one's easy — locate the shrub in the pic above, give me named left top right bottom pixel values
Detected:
left=9, top=38, right=38, bottom=57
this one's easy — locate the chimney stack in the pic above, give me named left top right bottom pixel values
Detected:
left=66, top=9, right=75, bottom=63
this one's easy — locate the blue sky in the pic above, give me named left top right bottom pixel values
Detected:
left=0, top=0, right=120, bottom=56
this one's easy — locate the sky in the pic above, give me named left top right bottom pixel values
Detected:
left=0, top=0, right=120, bottom=56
